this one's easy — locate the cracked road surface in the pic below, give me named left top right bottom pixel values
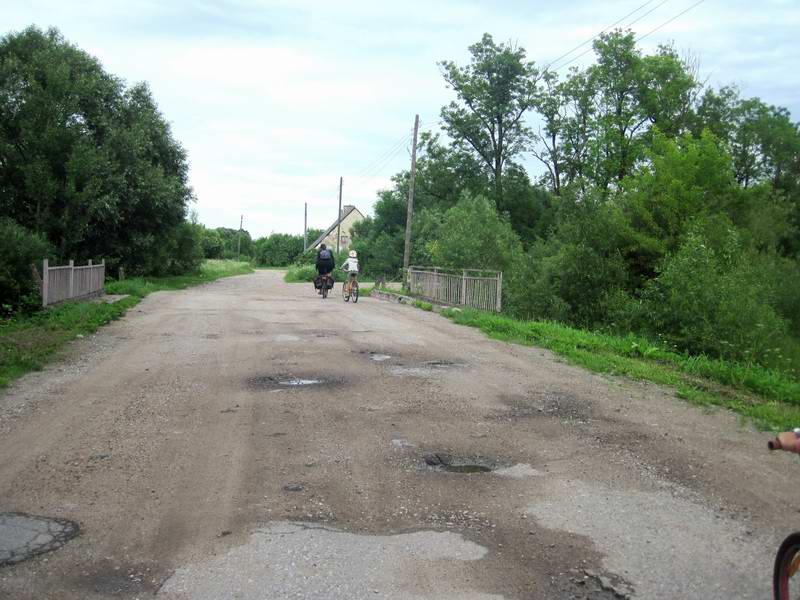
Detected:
left=0, top=270, right=793, bottom=598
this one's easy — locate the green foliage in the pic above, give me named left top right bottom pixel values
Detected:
left=636, top=219, right=791, bottom=366
left=412, top=300, right=434, bottom=311
left=0, top=27, right=195, bottom=277
left=427, top=193, right=522, bottom=273
left=284, top=263, right=346, bottom=284
left=439, top=33, right=540, bottom=201
left=0, top=219, right=51, bottom=314
left=201, top=228, right=224, bottom=259
left=253, top=233, right=304, bottom=267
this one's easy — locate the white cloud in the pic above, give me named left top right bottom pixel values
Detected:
left=5, top=0, right=800, bottom=237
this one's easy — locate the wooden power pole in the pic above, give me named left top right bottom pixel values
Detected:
left=236, top=214, right=243, bottom=261
left=303, top=202, right=308, bottom=251
left=402, top=114, right=420, bottom=278
left=336, top=176, right=343, bottom=254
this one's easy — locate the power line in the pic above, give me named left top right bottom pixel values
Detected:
left=544, top=0, right=662, bottom=71
left=352, top=130, right=413, bottom=179
left=352, top=134, right=412, bottom=182
left=551, top=0, right=702, bottom=73
left=637, top=0, right=707, bottom=41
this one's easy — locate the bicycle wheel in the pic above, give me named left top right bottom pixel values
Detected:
left=321, top=279, right=328, bottom=299
left=774, top=532, right=800, bottom=599
left=342, top=281, right=350, bottom=302
left=352, top=282, right=359, bottom=303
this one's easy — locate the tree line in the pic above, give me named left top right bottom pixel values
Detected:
left=0, top=27, right=203, bottom=312
left=352, top=31, right=799, bottom=372
left=0, top=27, right=317, bottom=313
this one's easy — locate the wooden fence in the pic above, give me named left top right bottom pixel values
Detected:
left=41, top=259, right=105, bottom=307
left=407, top=267, right=502, bottom=312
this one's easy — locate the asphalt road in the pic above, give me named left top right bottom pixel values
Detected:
left=0, top=270, right=794, bottom=599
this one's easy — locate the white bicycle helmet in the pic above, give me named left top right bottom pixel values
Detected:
left=348, top=250, right=357, bottom=258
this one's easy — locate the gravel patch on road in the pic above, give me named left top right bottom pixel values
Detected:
left=526, top=478, right=773, bottom=599
left=158, top=521, right=504, bottom=600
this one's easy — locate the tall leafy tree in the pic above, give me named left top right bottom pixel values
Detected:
left=0, top=26, right=196, bottom=275
left=439, top=33, right=540, bottom=206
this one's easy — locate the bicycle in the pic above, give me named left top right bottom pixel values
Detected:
left=768, top=431, right=800, bottom=599
left=342, top=271, right=359, bottom=303
left=315, top=273, right=334, bottom=299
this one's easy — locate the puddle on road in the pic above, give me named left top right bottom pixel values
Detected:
left=246, top=374, right=338, bottom=391
left=273, top=334, right=300, bottom=342
left=444, top=464, right=492, bottom=474
left=279, top=378, right=321, bottom=386
left=370, top=354, right=392, bottom=362
left=422, top=453, right=502, bottom=474
left=389, top=360, right=467, bottom=377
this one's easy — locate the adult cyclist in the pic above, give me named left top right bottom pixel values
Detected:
left=315, top=244, right=334, bottom=294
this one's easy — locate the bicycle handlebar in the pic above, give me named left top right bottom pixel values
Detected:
left=769, top=431, right=800, bottom=453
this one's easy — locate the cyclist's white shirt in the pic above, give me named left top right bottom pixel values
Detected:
left=342, top=258, right=359, bottom=273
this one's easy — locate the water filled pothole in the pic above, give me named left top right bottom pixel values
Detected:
left=389, top=360, right=467, bottom=377
left=246, top=375, right=330, bottom=390
left=279, top=378, right=322, bottom=386
left=370, top=354, right=392, bottom=362
left=422, top=453, right=498, bottom=474
left=443, top=464, right=492, bottom=473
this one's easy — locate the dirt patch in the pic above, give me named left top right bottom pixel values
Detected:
left=70, top=561, right=162, bottom=596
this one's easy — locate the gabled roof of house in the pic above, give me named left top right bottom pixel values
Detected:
left=310, top=206, right=364, bottom=249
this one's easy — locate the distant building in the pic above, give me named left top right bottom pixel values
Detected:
left=310, top=205, right=365, bottom=252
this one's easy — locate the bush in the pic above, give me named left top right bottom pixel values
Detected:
left=0, top=219, right=51, bottom=314
left=254, top=233, right=304, bottom=267
left=637, top=219, right=789, bottom=364
left=284, top=263, right=346, bottom=283
left=504, top=198, right=631, bottom=326
left=428, top=193, right=522, bottom=273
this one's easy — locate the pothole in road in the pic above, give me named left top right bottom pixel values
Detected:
left=390, top=360, right=466, bottom=377
left=0, top=512, right=80, bottom=566
left=245, top=373, right=342, bottom=392
left=422, top=453, right=501, bottom=474
left=246, top=374, right=338, bottom=390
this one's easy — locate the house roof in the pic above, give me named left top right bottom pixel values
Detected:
left=310, top=206, right=364, bottom=249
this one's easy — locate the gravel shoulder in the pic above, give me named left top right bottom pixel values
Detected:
left=0, top=270, right=794, bottom=599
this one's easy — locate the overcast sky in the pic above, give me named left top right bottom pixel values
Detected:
left=5, top=0, right=800, bottom=238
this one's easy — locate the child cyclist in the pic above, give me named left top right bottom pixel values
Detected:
left=340, top=250, right=359, bottom=295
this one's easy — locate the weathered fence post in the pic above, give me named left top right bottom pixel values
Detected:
left=68, top=259, right=74, bottom=299
left=461, top=270, right=467, bottom=306
left=496, top=271, right=503, bottom=313
left=42, top=259, right=49, bottom=307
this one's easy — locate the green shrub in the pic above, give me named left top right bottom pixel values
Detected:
left=284, top=264, right=346, bottom=283
left=0, top=219, right=51, bottom=314
left=637, top=219, right=789, bottom=364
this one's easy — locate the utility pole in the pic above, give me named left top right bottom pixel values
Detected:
left=402, top=114, right=420, bottom=279
left=237, top=214, right=243, bottom=261
left=336, top=176, right=343, bottom=254
left=303, top=202, right=308, bottom=252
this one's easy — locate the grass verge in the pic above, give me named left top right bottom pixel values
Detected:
left=439, top=308, right=800, bottom=431
left=0, top=260, right=252, bottom=389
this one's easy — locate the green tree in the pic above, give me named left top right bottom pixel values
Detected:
left=0, top=27, right=194, bottom=276
left=427, top=193, right=522, bottom=273
left=439, top=33, right=540, bottom=204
